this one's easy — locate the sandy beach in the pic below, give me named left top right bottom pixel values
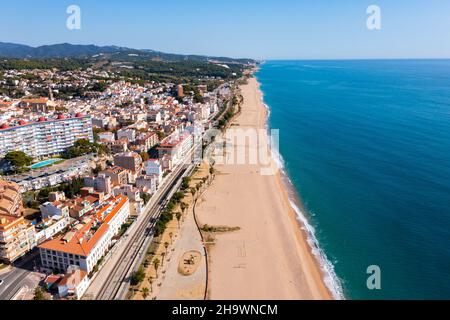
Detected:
left=196, top=75, right=332, bottom=300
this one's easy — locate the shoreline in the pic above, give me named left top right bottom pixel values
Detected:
left=196, top=74, right=333, bottom=300
left=257, top=73, right=344, bottom=300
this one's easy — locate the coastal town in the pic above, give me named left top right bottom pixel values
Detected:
left=0, top=59, right=253, bottom=300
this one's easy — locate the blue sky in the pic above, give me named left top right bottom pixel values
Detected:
left=1, top=0, right=449, bottom=59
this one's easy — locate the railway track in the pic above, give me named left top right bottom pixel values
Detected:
left=96, top=163, right=194, bottom=300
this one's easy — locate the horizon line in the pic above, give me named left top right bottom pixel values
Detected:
left=2, top=41, right=450, bottom=62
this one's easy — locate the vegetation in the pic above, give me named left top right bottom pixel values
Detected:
left=218, top=108, right=236, bottom=130
left=130, top=266, right=146, bottom=286
left=153, top=258, right=160, bottom=275
left=4, top=151, right=33, bottom=172
left=181, top=177, right=191, bottom=190
left=63, top=139, right=108, bottom=159
left=141, top=193, right=151, bottom=205
left=142, top=287, right=150, bottom=299
left=201, top=224, right=241, bottom=233
left=36, top=177, right=84, bottom=202
left=0, top=58, right=90, bottom=71
left=117, top=221, right=133, bottom=238
left=33, top=287, right=48, bottom=300
left=154, top=192, right=185, bottom=236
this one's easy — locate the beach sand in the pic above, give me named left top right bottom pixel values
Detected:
left=196, top=76, right=332, bottom=300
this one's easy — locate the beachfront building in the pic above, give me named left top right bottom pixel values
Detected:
left=0, top=114, right=94, bottom=159
left=157, top=131, right=193, bottom=166
left=38, top=195, right=130, bottom=274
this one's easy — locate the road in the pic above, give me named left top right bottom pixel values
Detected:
left=0, top=251, right=42, bottom=300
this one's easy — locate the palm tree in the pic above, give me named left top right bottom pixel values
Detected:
left=153, top=258, right=160, bottom=276
left=164, top=241, right=170, bottom=255
left=149, top=277, right=154, bottom=293
left=176, top=212, right=182, bottom=228
left=169, top=232, right=173, bottom=245
left=161, top=252, right=166, bottom=267
left=142, top=287, right=149, bottom=299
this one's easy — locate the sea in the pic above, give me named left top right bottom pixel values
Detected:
left=256, top=60, right=450, bottom=300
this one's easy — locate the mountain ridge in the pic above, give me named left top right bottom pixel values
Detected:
left=0, top=42, right=255, bottom=64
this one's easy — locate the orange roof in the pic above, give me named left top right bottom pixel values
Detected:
left=38, top=219, right=109, bottom=257
left=20, top=98, right=48, bottom=104
left=59, top=270, right=88, bottom=286
left=0, top=215, right=26, bottom=231
left=39, top=195, right=128, bottom=257
left=95, top=195, right=128, bottom=224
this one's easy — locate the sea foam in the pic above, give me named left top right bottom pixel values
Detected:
left=260, top=86, right=345, bottom=300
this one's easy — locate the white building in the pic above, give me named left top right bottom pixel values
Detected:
left=136, top=175, right=158, bottom=195
left=40, top=201, right=70, bottom=220
left=144, top=159, right=163, bottom=183
left=117, top=128, right=136, bottom=142
left=0, top=114, right=94, bottom=158
left=34, top=215, right=71, bottom=245
left=84, top=174, right=113, bottom=194
left=157, top=131, right=193, bottom=166
left=97, top=132, right=115, bottom=142
left=58, top=268, right=90, bottom=300
left=38, top=195, right=130, bottom=274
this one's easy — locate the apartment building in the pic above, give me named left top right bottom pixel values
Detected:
left=0, top=114, right=94, bottom=158
left=0, top=180, right=36, bottom=263
left=114, top=152, right=142, bottom=172
left=0, top=215, right=36, bottom=263
left=38, top=195, right=130, bottom=273
left=158, top=131, right=193, bottom=165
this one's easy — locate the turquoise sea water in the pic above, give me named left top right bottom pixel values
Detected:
left=257, top=60, right=450, bottom=299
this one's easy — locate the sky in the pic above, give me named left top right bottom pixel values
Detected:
left=0, top=0, right=449, bottom=60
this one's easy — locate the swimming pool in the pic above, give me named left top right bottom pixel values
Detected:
left=30, top=159, right=63, bottom=169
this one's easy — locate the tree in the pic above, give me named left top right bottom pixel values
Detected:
left=164, top=241, right=170, bottom=256
left=130, top=266, right=146, bottom=286
left=148, top=277, right=154, bottom=292
left=169, top=232, right=173, bottom=245
left=33, top=287, right=47, bottom=300
left=141, top=193, right=151, bottom=205
left=180, top=202, right=188, bottom=214
left=142, top=287, right=149, bottom=299
left=5, top=151, right=33, bottom=169
left=153, top=258, right=160, bottom=275
left=176, top=212, right=182, bottom=228
left=181, top=177, right=191, bottom=190
left=161, top=252, right=166, bottom=267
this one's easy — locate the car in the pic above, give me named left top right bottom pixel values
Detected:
left=0, top=279, right=3, bottom=286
